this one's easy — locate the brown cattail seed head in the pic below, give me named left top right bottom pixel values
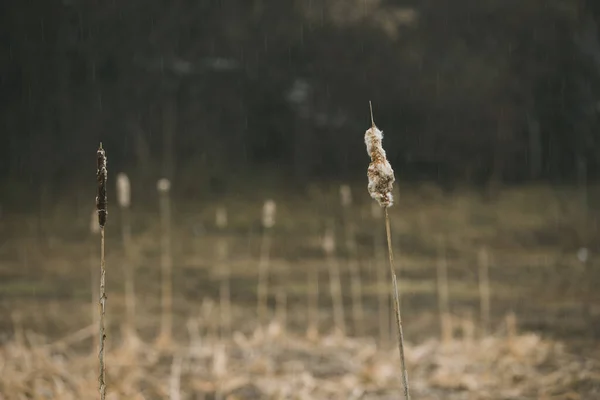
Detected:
left=365, top=104, right=395, bottom=208
left=96, top=143, right=108, bottom=227
left=116, top=173, right=131, bottom=208
left=339, top=184, right=352, bottom=207
left=262, top=200, right=276, bottom=228
left=157, top=178, right=171, bottom=193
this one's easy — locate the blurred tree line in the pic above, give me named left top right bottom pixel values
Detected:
left=1, top=0, right=600, bottom=199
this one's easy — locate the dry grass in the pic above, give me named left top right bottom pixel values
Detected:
left=0, top=320, right=598, bottom=399
left=1, top=181, right=599, bottom=398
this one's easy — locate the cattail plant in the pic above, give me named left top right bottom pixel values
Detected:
left=96, top=143, right=108, bottom=400
left=306, top=244, right=320, bottom=341
left=273, top=265, right=288, bottom=336
left=257, top=200, right=275, bottom=325
left=371, top=201, right=389, bottom=348
left=157, top=178, right=173, bottom=347
left=478, top=247, right=491, bottom=337
left=436, top=236, right=453, bottom=345
left=365, top=103, right=410, bottom=399
left=89, top=210, right=100, bottom=356
left=323, top=221, right=346, bottom=336
left=339, top=184, right=365, bottom=337
left=215, top=206, right=231, bottom=338
left=116, top=172, right=137, bottom=344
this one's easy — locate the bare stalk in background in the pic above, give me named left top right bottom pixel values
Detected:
left=89, top=210, right=100, bottom=356
left=478, top=247, right=491, bottom=337
left=215, top=206, right=231, bottom=339
left=257, top=200, right=275, bottom=325
left=323, top=221, right=346, bottom=337
left=366, top=103, right=410, bottom=400
left=96, top=143, right=108, bottom=400
left=117, top=173, right=138, bottom=344
left=339, top=185, right=365, bottom=337
left=436, top=235, right=453, bottom=345
left=157, top=178, right=173, bottom=347
left=306, top=240, right=320, bottom=340
left=371, top=202, right=389, bottom=349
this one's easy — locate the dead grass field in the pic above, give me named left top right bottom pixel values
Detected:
left=0, top=182, right=599, bottom=398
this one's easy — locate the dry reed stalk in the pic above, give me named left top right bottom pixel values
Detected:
left=90, top=210, right=100, bottom=356
left=257, top=200, right=275, bottom=325
left=505, top=311, right=517, bottom=350
left=339, top=184, right=365, bottom=337
left=323, top=221, right=346, bottom=336
left=96, top=143, right=108, bottom=400
left=461, top=309, right=476, bottom=345
left=215, top=206, right=231, bottom=339
left=478, top=247, right=491, bottom=337
left=117, top=173, right=138, bottom=344
left=436, top=236, right=453, bottom=345
left=157, top=178, right=173, bottom=347
left=371, top=202, right=389, bottom=349
left=365, top=103, right=410, bottom=399
left=306, top=244, right=320, bottom=340
left=274, top=272, right=288, bottom=336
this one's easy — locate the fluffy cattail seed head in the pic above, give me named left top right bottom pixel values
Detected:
left=116, top=173, right=131, bottom=208
left=216, top=207, right=228, bottom=229
left=262, top=200, right=276, bottom=229
left=96, top=143, right=108, bottom=227
left=365, top=102, right=395, bottom=208
left=157, top=178, right=171, bottom=193
left=339, top=184, right=352, bottom=207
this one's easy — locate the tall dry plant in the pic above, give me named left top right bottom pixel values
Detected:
left=371, top=201, right=389, bottom=348
left=323, top=221, right=346, bottom=336
left=215, top=206, right=231, bottom=338
left=257, top=200, right=275, bottom=325
left=478, top=247, right=491, bottom=336
left=436, top=236, right=453, bottom=345
left=89, top=209, right=100, bottom=356
left=116, top=172, right=138, bottom=344
left=157, top=178, right=173, bottom=347
left=339, top=184, right=365, bottom=337
left=365, top=103, right=410, bottom=399
left=306, top=242, right=320, bottom=341
left=96, top=143, right=108, bottom=400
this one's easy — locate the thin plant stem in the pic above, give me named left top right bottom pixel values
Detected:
left=158, top=181, right=173, bottom=345
left=96, top=143, right=108, bottom=400
left=384, top=207, right=410, bottom=400
left=372, top=203, right=389, bottom=348
left=257, top=229, right=272, bottom=325
left=307, top=259, right=319, bottom=339
left=121, top=205, right=136, bottom=340
left=436, top=236, right=452, bottom=344
left=99, top=227, right=107, bottom=400
left=90, top=239, right=99, bottom=356
left=324, top=223, right=346, bottom=336
left=218, top=241, right=231, bottom=339
left=478, top=247, right=491, bottom=336
left=343, top=214, right=365, bottom=337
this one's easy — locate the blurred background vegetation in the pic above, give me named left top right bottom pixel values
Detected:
left=2, top=0, right=600, bottom=208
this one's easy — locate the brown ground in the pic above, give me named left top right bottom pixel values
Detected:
left=0, top=182, right=599, bottom=398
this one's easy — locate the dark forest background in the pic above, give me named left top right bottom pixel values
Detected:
left=2, top=0, right=600, bottom=206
